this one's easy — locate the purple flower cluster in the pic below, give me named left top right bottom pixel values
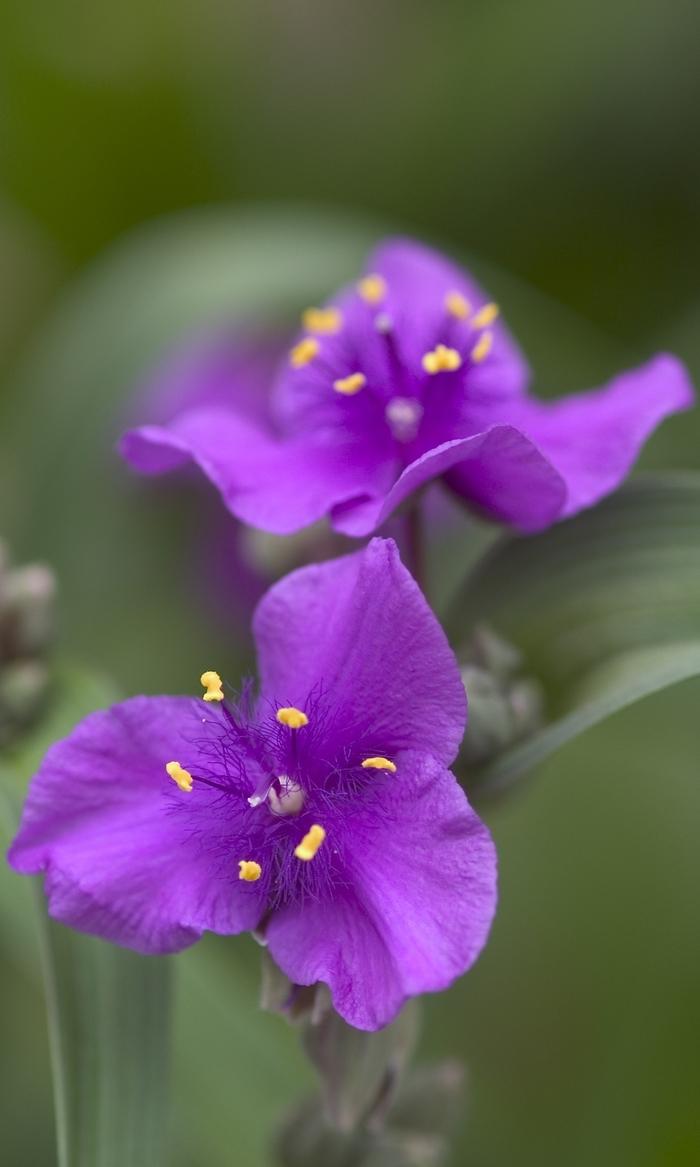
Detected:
left=8, top=235, right=694, bottom=1031
left=121, top=238, right=692, bottom=537
left=9, top=540, right=495, bottom=1029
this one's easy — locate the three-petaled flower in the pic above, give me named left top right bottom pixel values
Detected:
left=121, top=237, right=693, bottom=536
left=8, top=539, right=497, bottom=1031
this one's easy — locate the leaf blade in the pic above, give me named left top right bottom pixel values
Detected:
left=452, top=474, right=700, bottom=791
left=1, top=665, right=172, bottom=1167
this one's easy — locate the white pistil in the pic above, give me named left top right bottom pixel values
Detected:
left=385, top=397, right=423, bottom=443
left=267, top=776, right=305, bottom=817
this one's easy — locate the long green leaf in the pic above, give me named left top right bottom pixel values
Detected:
left=452, top=473, right=700, bottom=794
left=1, top=666, right=171, bottom=1167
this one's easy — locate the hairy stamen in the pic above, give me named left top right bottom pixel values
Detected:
left=290, top=337, right=320, bottom=368
left=276, top=706, right=309, bottom=729
left=200, top=670, right=224, bottom=703
left=361, top=756, right=397, bottom=773
left=294, top=823, right=326, bottom=861
left=165, top=761, right=193, bottom=792
left=302, top=307, right=343, bottom=335
left=357, top=273, right=387, bottom=305
left=422, top=344, right=462, bottom=374
left=333, top=372, right=366, bottom=396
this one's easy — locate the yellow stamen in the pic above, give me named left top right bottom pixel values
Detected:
left=445, top=290, right=471, bottom=320
left=472, top=302, right=499, bottom=329
left=238, top=859, right=262, bottom=882
left=361, top=756, right=397, bottom=773
left=333, top=372, right=366, bottom=396
left=200, top=670, right=224, bottom=702
left=290, top=337, right=320, bottom=368
left=357, top=273, right=387, bottom=305
left=470, top=331, right=493, bottom=364
left=166, top=761, right=193, bottom=793
left=302, top=306, right=343, bottom=335
left=294, top=823, right=326, bottom=861
left=422, top=344, right=462, bottom=375
left=276, top=706, right=309, bottom=729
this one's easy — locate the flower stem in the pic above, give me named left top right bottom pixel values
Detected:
left=404, top=505, right=426, bottom=591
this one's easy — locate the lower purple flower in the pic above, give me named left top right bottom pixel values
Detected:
left=8, top=539, right=496, bottom=1031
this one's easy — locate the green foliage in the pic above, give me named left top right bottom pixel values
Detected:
left=0, top=666, right=171, bottom=1167
left=452, top=474, right=700, bottom=794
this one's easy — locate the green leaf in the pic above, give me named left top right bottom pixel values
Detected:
left=1, top=665, right=172, bottom=1167
left=452, top=473, right=700, bottom=794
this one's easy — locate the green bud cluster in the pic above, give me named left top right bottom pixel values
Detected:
left=0, top=539, right=56, bottom=746
left=458, top=624, right=544, bottom=767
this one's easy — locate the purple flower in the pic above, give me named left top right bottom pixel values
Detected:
left=120, top=238, right=694, bottom=537
left=8, top=539, right=496, bottom=1031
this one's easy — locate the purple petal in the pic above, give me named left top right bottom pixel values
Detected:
left=499, top=354, right=694, bottom=522
left=8, top=697, right=265, bottom=953
left=265, top=752, right=497, bottom=1030
left=253, top=537, right=466, bottom=765
left=120, top=407, right=392, bottom=535
left=133, top=331, right=283, bottom=427
left=333, top=426, right=567, bottom=536
left=368, top=237, right=530, bottom=397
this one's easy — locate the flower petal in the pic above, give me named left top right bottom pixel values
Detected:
left=133, top=330, right=283, bottom=426
left=332, top=427, right=567, bottom=536
left=265, top=752, right=497, bottom=1030
left=120, top=407, right=391, bottom=535
left=368, top=237, right=530, bottom=396
left=8, top=697, right=265, bottom=953
left=500, top=353, right=694, bottom=523
left=253, top=538, right=466, bottom=765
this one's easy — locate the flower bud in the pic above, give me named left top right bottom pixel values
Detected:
left=0, top=543, right=56, bottom=745
left=0, top=564, right=56, bottom=658
left=458, top=625, right=543, bottom=767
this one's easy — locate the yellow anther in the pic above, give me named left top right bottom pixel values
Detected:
left=294, top=824, right=326, bottom=861
left=238, top=859, right=262, bottom=882
left=200, top=670, right=224, bottom=703
left=333, top=372, right=366, bottom=396
left=302, top=306, right=343, bottom=335
left=361, top=756, right=397, bottom=773
left=422, top=344, right=463, bottom=375
left=166, top=761, right=193, bottom=793
left=357, top=273, right=387, bottom=305
left=472, top=302, right=499, bottom=329
left=290, top=337, right=320, bottom=368
left=276, top=706, right=309, bottom=729
left=445, top=290, right=471, bottom=320
left=470, top=331, right=493, bottom=364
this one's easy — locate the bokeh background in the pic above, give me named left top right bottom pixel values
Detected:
left=1, top=2, right=700, bottom=1164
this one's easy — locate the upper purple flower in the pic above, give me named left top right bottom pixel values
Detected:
left=8, top=539, right=496, bottom=1031
left=120, top=238, right=694, bottom=537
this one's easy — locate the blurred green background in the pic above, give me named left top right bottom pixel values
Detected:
left=1, top=1, right=699, bottom=1164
